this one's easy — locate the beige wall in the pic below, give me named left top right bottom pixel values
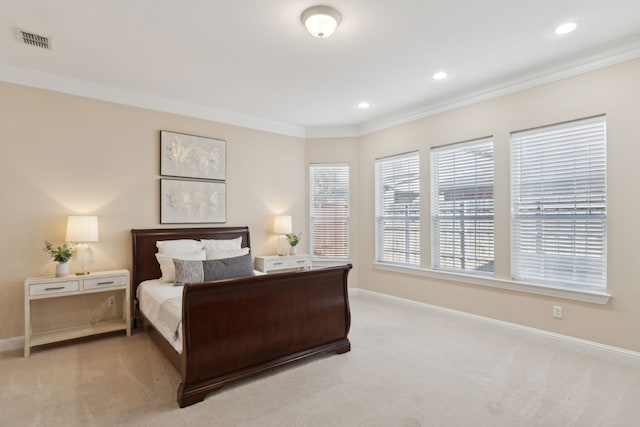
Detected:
left=0, top=82, right=307, bottom=339
left=357, top=58, right=640, bottom=352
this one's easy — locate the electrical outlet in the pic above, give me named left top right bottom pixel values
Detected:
left=107, top=296, right=116, bottom=307
left=553, top=305, right=563, bottom=319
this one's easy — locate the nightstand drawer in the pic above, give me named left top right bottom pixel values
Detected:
left=29, top=280, right=80, bottom=296
left=265, top=258, right=290, bottom=269
left=83, top=274, right=127, bottom=290
left=290, top=258, right=311, bottom=268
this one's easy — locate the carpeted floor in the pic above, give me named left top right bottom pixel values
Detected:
left=2, top=294, right=639, bottom=426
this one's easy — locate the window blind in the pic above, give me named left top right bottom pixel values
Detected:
left=310, top=164, right=349, bottom=259
left=511, top=115, right=607, bottom=291
left=432, top=138, right=494, bottom=274
left=375, top=152, right=420, bottom=265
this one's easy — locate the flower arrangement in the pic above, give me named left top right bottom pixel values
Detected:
left=285, top=233, right=301, bottom=247
left=43, top=241, right=75, bottom=263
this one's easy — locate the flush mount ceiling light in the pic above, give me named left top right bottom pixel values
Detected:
left=554, top=22, right=578, bottom=35
left=301, top=5, right=341, bottom=38
left=358, top=101, right=370, bottom=109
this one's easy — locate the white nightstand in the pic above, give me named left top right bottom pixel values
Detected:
left=254, top=254, right=312, bottom=273
left=24, top=269, right=131, bottom=357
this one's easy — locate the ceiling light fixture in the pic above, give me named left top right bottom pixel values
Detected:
left=554, top=22, right=578, bottom=35
left=432, top=71, right=448, bottom=80
left=301, top=5, right=341, bottom=38
left=358, top=101, right=370, bottom=109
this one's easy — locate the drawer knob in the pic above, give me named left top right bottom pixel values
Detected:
left=96, top=281, right=115, bottom=285
left=273, top=262, right=284, bottom=266
left=44, top=286, right=65, bottom=291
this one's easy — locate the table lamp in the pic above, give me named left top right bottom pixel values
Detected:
left=66, top=215, right=99, bottom=275
left=273, top=215, right=292, bottom=256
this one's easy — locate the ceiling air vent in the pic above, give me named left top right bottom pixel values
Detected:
left=14, top=28, right=51, bottom=49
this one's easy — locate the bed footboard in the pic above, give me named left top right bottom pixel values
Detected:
left=178, top=264, right=352, bottom=407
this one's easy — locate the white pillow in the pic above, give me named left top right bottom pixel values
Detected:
left=201, top=237, right=246, bottom=259
left=206, top=247, right=250, bottom=260
left=201, top=237, right=242, bottom=251
left=155, top=251, right=206, bottom=282
left=156, top=239, right=203, bottom=255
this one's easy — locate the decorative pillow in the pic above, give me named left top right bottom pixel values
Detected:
left=173, top=258, right=205, bottom=287
left=173, top=253, right=255, bottom=286
left=156, top=239, right=204, bottom=255
left=201, top=237, right=242, bottom=258
left=155, top=251, right=205, bottom=282
left=206, top=247, right=250, bottom=260
left=203, top=253, right=255, bottom=281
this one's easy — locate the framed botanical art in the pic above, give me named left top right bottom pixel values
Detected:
left=160, top=131, right=226, bottom=181
left=160, top=179, right=226, bottom=224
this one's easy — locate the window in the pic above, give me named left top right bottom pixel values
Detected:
left=511, top=116, right=607, bottom=291
left=432, top=138, right=494, bottom=274
left=375, top=152, right=420, bottom=265
left=309, top=164, right=350, bottom=259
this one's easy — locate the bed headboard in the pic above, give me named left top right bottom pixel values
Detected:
left=131, top=226, right=250, bottom=291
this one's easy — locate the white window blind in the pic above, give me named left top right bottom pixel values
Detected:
left=310, top=164, right=350, bottom=259
left=432, top=138, right=494, bottom=274
left=375, top=152, right=420, bottom=265
left=511, top=116, right=607, bottom=291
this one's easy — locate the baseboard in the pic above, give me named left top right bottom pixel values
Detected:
left=349, top=288, right=640, bottom=367
left=0, top=336, right=24, bottom=353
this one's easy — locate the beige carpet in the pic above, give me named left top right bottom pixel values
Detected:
left=2, top=294, right=639, bottom=426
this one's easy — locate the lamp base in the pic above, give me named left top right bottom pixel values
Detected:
left=276, top=235, right=290, bottom=256
left=72, top=244, right=94, bottom=276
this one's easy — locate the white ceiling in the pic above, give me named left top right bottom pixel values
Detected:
left=2, top=0, right=640, bottom=138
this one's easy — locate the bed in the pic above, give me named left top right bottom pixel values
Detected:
left=131, top=227, right=352, bottom=407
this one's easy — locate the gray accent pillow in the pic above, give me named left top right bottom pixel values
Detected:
left=203, top=253, right=255, bottom=281
left=173, top=253, right=254, bottom=286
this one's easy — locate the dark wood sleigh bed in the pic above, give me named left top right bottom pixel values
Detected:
left=131, top=227, right=352, bottom=407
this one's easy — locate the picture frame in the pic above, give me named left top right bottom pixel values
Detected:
left=160, top=179, right=226, bottom=224
left=160, top=130, right=226, bottom=180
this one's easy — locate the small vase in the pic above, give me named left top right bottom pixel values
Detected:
left=55, top=262, right=69, bottom=277
left=290, top=245, right=297, bottom=255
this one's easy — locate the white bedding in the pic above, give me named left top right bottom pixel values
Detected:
left=138, top=279, right=184, bottom=353
left=137, top=270, right=266, bottom=355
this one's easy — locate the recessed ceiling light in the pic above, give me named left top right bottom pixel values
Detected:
left=554, top=22, right=578, bottom=35
left=358, top=101, right=370, bottom=109
left=432, top=71, right=448, bottom=80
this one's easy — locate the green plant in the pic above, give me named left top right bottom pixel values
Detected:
left=43, top=241, right=75, bottom=263
left=285, top=233, right=301, bottom=247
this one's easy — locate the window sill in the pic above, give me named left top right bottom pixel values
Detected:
left=313, top=258, right=353, bottom=266
left=373, top=262, right=611, bottom=305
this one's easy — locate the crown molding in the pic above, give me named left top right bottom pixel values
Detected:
left=356, top=39, right=640, bottom=137
left=305, top=125, right=359, bottom=139
left=0, top=62, right=307, bottom=138
left=2, top=38, right=639, bottom=140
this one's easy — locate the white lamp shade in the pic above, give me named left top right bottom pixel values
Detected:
left=301, top=6, right=341, bottom=38
left=273, top=215, right=292, bottom=234
left=66, top=216, right=99, bottom=242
